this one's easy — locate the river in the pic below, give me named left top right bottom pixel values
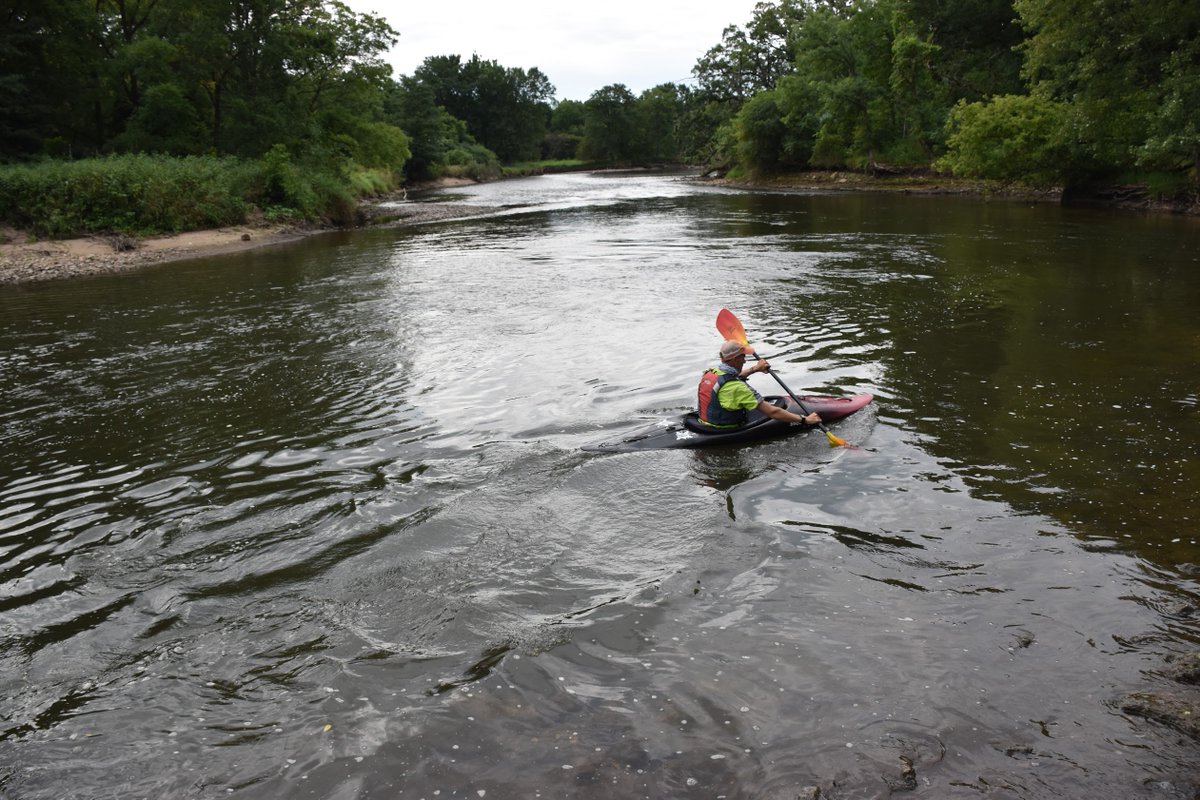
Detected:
left=1, top=172, right=1198, bottom=798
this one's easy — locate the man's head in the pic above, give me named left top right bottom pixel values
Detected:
left=719, top=339, right=751, bottom=363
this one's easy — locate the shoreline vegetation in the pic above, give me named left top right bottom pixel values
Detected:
left=1, top=168, right=1194, bottom=287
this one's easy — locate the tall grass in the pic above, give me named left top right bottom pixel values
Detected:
left=0, top=155, right=255, bottom=237
left=0, top=152, right=400, bottom=238
left=501, top=159, right=589, bottom=176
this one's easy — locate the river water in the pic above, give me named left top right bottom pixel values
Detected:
left=1, top=172, right=1198, bottom=798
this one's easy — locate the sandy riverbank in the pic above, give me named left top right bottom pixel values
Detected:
left=0, top=222, right=306, bottom=285
left=0, top=196, right=498, bottom=286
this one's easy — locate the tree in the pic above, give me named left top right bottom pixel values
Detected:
left=735, top=90, right=788, bottom=172
left=694, top=0, right=806, bottom=103
left=0, top=0, right=104, bottom=157
left=541, top=99, right=585, bottom=159
left=112, top=81, right=208, bottom=155
left=580, top=84, right=637, bottom=164
left=413, top=54, right=555, bottom=162
left=95, top=0, right=164, bottom=132
left=635, top=84, right=685, bottom=162
left=793, top=3, right=895, bottom=167
left=550, top=99, right=586, bottom=136
left=734, top=75, right=819, bottom=172
left=1, top=0, right=404, bottom=164
left=1138, top=37, right=1200, bottom=181
left=899, top=0, right=1024, bottom=103
left=385, top=76, right=447, bottom=179
left=386, top=75, right=494, bottom=180
left=1013, top=0, right=1200, bottom=180
left=886, top=7, right=946, bottom=161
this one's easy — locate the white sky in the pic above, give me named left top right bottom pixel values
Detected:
left=343, top=0, right=764, bottom=102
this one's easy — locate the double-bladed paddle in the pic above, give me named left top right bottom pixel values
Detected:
left=715, top=307, right=851, bottom=448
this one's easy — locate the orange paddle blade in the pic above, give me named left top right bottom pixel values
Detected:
left=716, top=308, right=752, bottom=348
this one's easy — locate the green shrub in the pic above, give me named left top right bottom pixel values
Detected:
left=347, top=167, right=395, bottom=195
left=0, top=154, right=251, bottom=237
left=442, top=142, right=501, bottom=180
left=937, top=94, right=1072, bottom=186
left=0, top=148, right=409, bottom=238
left=258, top=144, right=319, bottom=215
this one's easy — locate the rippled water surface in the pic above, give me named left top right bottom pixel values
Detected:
left=2, top=172, right=1199, bottom=798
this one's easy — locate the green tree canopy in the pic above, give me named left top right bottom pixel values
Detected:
left=1014, top=0, right=1200, bottom=178
left=579, top=84, right=638, bottom=164
left=1, top=0, right=405, bottom=168
left=412, top=54, right=555, bottom=162
left=385, top=75, right=496, bottom=180
left=694, top=0, right=807, bottom=103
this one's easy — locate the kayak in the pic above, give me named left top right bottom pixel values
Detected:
left=583, top=393, right=873, bottom=453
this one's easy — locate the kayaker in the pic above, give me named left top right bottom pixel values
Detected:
left=697, top=340, right=821, bottom=428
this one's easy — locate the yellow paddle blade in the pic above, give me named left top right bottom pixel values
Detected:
left=824, top=429, right=851, bottom=448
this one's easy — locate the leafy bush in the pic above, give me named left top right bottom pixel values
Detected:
left=442, top=142, right=501, bottom=180
left=258, top=144, right=319, bottom=215
left=0, top=154, right=252, bottom=237
left=0, top=148, right=399, bottom=237
left=347, top=167, right=395, bottom=195
left=937, top=94, right=1071, bottom=185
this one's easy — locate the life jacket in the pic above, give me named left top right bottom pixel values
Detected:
left=697, top=369, right=748, bottom=427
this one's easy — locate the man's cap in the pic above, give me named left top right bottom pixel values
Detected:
left=719, top=340, right=751, bottom=360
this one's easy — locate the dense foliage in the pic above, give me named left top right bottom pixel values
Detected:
left=709, top=0, right=1198, bottom=196
left=2, top=0, right=405, bottom=161
left=3, top=0, right=1197, bottom=238
left=0, top=155, right=254, bottom=236
left=1, top=0, right=414, bottom=231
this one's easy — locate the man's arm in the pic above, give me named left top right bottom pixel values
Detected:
left=757, top=399, right=820, bottom=425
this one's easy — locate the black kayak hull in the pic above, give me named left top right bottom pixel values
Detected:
left=583, top=393, right=873, bottom=453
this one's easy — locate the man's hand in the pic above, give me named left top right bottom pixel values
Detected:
left=739, top=357, right=770, bottom=378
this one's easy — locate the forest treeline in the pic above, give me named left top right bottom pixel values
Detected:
left=2, top=0, right=1198, bottom=237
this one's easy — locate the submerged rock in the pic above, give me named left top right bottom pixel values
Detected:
left=1122, top=651, right=1200, bottom=741
left=1121, top=692, right=1200, bottom=741
left=1164, top=651, right=1200, bottom=685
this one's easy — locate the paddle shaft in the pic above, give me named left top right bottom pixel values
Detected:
left=746, top=354, right=828, bottom=430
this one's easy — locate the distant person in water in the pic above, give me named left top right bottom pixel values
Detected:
left=697, top=340, right=821, bottom=428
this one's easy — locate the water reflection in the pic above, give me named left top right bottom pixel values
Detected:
left=1, top=174, right=1198, bottom=798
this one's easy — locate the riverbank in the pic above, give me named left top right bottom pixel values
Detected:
left=0, top=222, right=304, bottom=285
left=713, top=170, right=1062, bottom=202
left=4, top=170, right=1193, bottom=286
left=0, top=193, right=499, bottom=286
left=712, top=169, right=1200, bottom=214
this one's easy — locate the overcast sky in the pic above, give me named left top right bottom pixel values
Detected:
left=343, top=0, right=764, bottom=102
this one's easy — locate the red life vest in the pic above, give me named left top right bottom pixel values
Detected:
left=697, top=369, right=748, bottom=427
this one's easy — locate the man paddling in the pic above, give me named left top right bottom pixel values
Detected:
left=697, top=340, right=821, bottom=428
